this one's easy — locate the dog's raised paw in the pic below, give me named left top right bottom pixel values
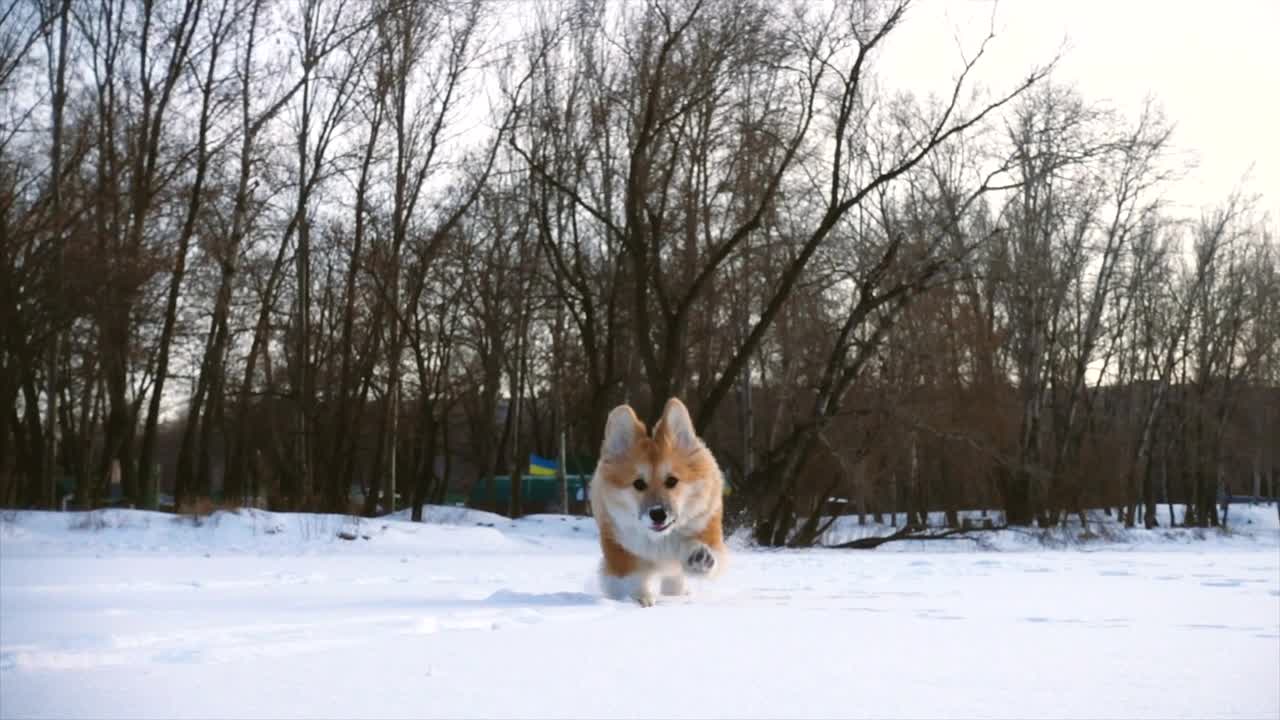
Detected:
left=686, top=545, right=716, bottom=574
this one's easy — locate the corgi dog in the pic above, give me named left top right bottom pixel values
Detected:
left=589, top=397, right=727, bottom=606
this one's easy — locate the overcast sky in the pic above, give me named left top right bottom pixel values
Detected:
left=875, top=0, right=1279, bottom=221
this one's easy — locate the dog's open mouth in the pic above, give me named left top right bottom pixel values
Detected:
left=648, top=520, right=673, bottom=533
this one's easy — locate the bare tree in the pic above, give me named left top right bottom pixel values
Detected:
left=37, top=0, right=73, bottom=509
left=3, top=0, right=1273, bottom=536
left=138, top=0, right=241, bottom=508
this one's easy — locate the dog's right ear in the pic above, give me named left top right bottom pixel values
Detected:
left=601, top=404, right=644, bottom=459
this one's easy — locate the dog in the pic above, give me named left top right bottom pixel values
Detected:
left=589, top=397, right=727, bottom=606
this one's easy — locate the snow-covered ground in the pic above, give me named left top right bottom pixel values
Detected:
left=1, top=505, right=1277, bottom=719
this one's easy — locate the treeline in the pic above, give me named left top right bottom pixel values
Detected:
left=3, top=0, right=1276, bottom=544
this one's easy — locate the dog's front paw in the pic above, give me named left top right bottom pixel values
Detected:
left=685, top=544, right=716, bottom=574
left=635, top=590, right=656, bottom=607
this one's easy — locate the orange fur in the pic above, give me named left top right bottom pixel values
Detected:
left=598, top=524, right=640, bottom=577
left=695, top=513, right=726, bottom=552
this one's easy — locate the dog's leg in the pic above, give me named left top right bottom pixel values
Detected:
left=601, top=569, right=656, bottom=606
left=660, top=573, right=688, bottom=596
left=598, top=532, right=657, bottom=606
left=632, top=572, right=657, bottom=607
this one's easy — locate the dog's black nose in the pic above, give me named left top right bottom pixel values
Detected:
left=649, top=507, right=668, bottom=525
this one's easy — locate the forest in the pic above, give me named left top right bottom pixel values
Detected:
left=3, top=0, right=1277, bottom=546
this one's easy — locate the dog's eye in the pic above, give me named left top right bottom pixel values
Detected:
left=664, top=475, right=678, bottom=489
left=633, top=478, right=647, bottom=491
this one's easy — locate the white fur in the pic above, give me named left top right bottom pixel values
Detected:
left=660, top=574, right=688, bottom=596
left=606, top=503, right=701, bottom=566
left=600, top=567, right=656, bottom=607
left=593, top=476, right=725, bottom=606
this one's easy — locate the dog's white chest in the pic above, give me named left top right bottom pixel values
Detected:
left=610, top=518, right=688, bottom=565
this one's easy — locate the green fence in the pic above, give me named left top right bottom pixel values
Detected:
left=469, top=474, right=591, bottom=509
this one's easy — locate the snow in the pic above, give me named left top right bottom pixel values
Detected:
left=816, top=504, right=1280, bottom=552
left=1, top=505, right=1278, bottom=719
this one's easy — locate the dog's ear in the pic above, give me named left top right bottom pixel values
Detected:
left=655, top=397, right=700, bottom=453
left=601, top=404, right=644, bottom=459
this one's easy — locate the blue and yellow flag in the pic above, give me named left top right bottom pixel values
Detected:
left=528, top=453, right=557, bottom=477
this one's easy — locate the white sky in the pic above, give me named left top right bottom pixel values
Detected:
left=877, top=0, right=1280, bottom=221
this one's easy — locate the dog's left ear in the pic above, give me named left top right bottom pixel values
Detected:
left=655, top=397, right=700, bottom=453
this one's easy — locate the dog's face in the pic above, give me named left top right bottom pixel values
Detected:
left=595, top=397, right=721, bottom=536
